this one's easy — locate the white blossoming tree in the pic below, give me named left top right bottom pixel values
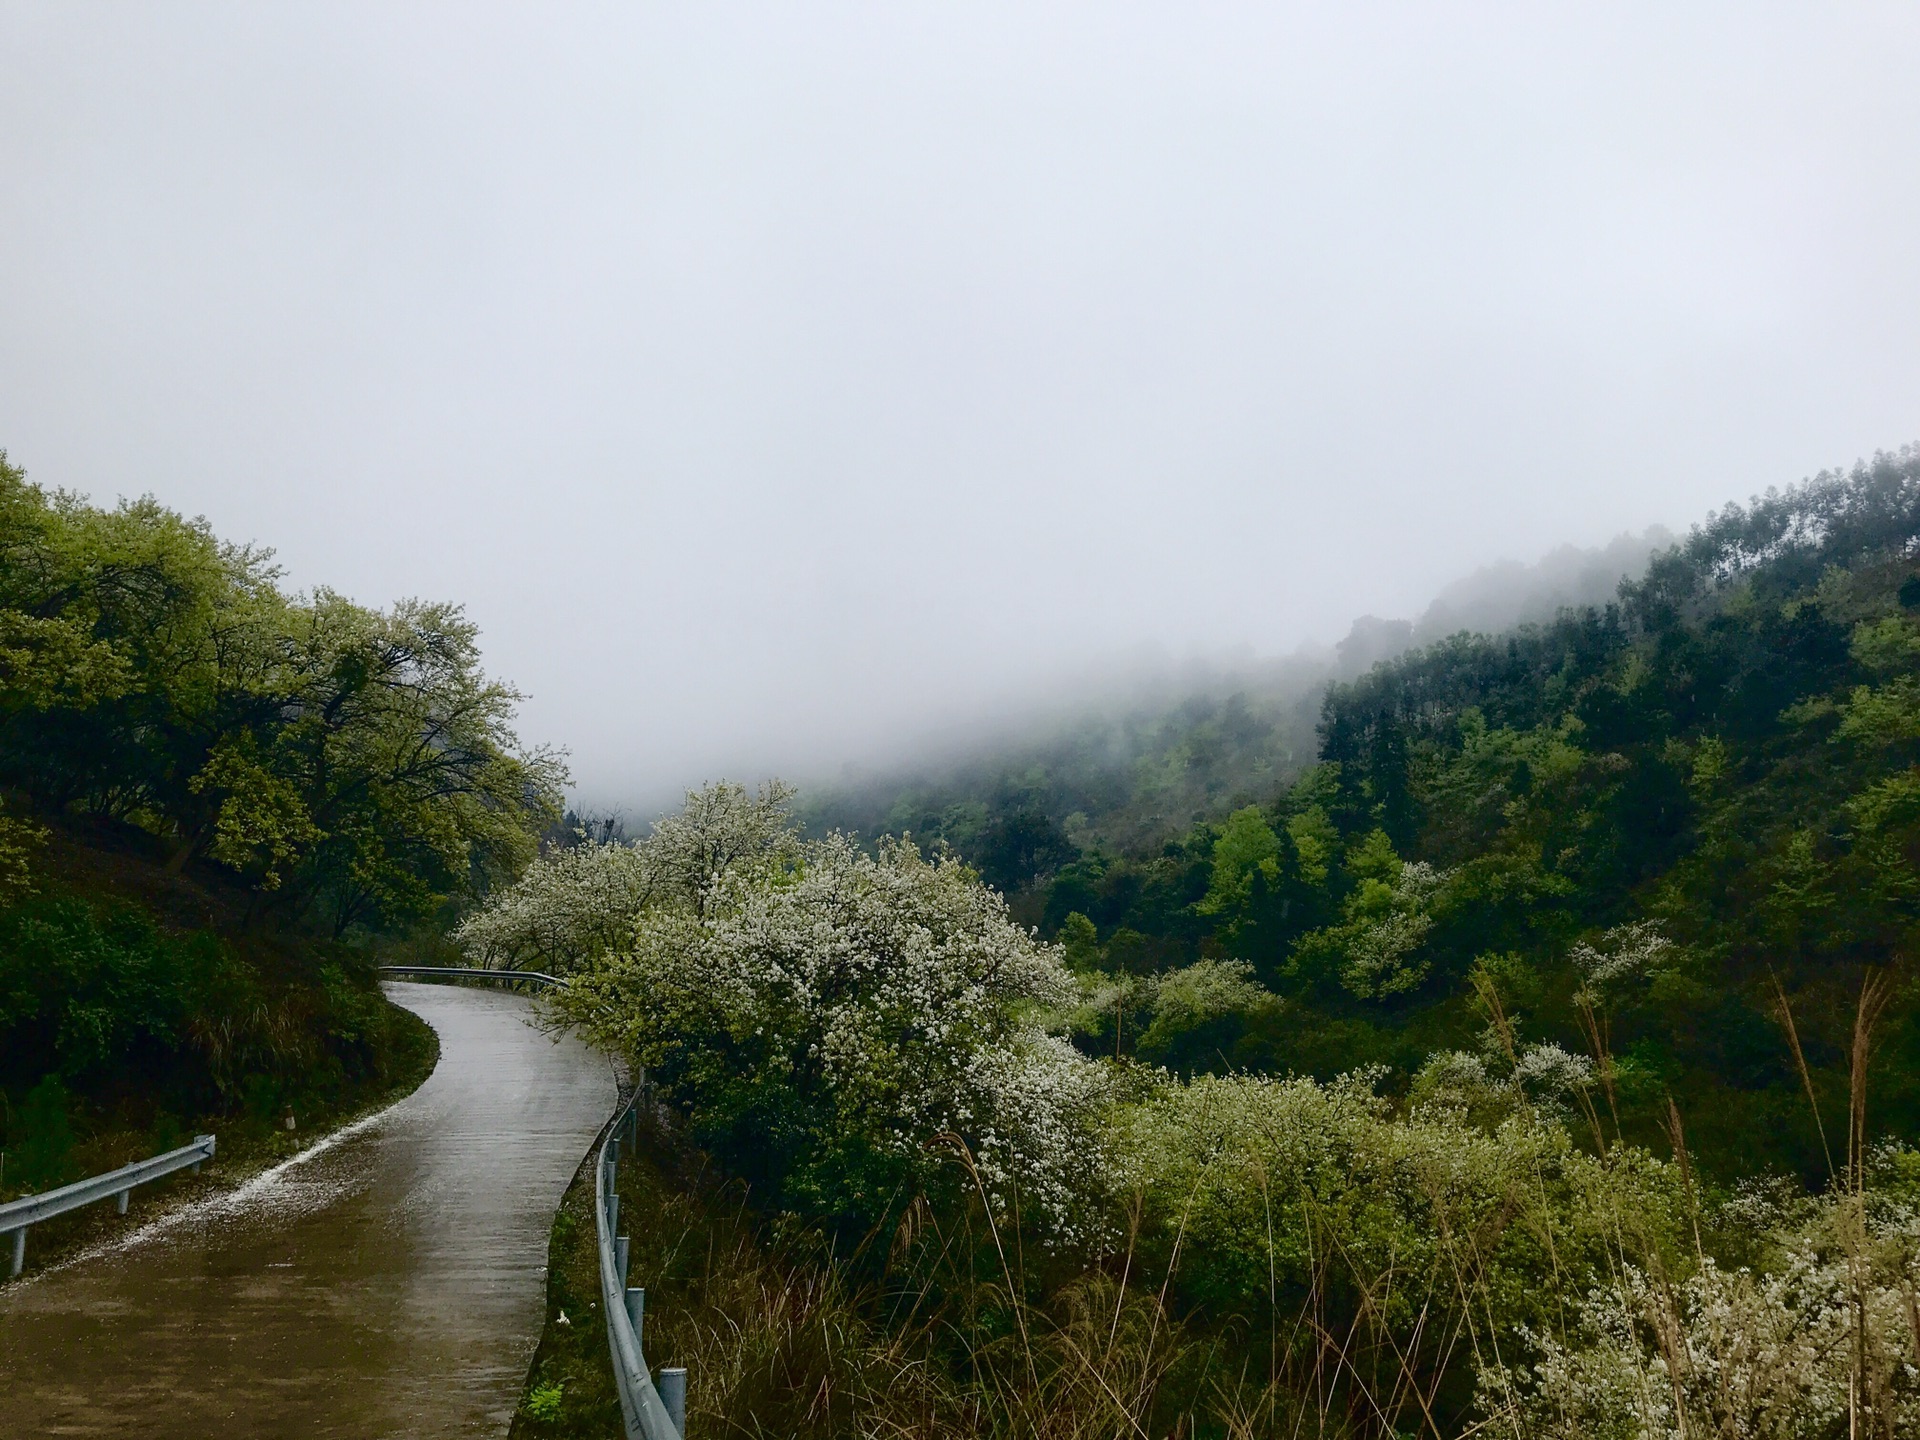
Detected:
left=452, top=779, right=799, bottom=972
left=451, top=838, right=652, bottom=973
left=1570, top=919, right=1678, bottom=1007
left=1288, top=829, right=1451, bottom=999
left=551, top=826, right=1113, bottom=1237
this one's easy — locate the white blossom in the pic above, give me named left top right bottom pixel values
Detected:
left=453, top=779, right=799, bottom=972
left=451, top=838, right=652, bottom=972
left=1341, top=861, right=1446, bottom=998
left=1483, top=1156, right=1920, bottom=1438
left=554, top=827, right=1115, bottom=1242
left=1412, top=1041, right=1593, bottom=1122
left=1570, top=919, right=1676, bottom=1005
left=1511, top=1041, right=1596, bottom=1103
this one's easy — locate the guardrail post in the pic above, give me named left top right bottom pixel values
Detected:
left=616, top=1235, right=630, bottom=1284
left=8, top=1226, right=24, bottom=1278
left=607, top=1193, right=620, bottom=1236
left=625, top=1285, right=645, bottom=1342
left=115, top=1189, right=130, bottom=1215
left=657, top=1366, right=687, bottom=1436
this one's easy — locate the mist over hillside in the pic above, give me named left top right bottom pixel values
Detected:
left=1331, top=526, right=1676, bottom=676
left=801, top=525, right=1672, bottom=859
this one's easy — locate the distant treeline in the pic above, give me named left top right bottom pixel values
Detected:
left=806, top=527, right=1669, bottom=869
left=805, top=684, right=1323, bottom=874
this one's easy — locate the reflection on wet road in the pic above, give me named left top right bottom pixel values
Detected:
left=0, top=982, right=614, bottom=1438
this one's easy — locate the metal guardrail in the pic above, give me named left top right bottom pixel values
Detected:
left=2, top=966, right=549, bottom=1281
left=377, top=964, right=570, bottom=988
left=598, top=1089, right=687, bottom=1440
left=1, top=1133, right=216, bottom=1278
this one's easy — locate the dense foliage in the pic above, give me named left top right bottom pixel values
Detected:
left=0, top=452, right=563, bottom=935
left=0, top=885, right=419, bottom=1192
left=0, top=452, right=543, bottom=1206
left=475, top=770, right=1920, bottom=1437
left=898, top=449, right=1920, bottom=1185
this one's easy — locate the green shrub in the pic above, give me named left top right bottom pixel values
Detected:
left=523, top=1381, right=564, bottom=1421
left=0, top=895, right=242, bottom=1098
left=0, top=889, right=417, bottom=1123
left=10, top=1075, right=75, bottom=1189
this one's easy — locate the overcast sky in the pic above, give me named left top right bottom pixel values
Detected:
left=3, top=3, right=1918, bottom=813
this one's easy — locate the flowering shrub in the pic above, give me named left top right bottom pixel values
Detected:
left=553, top=829, right=1115, bottom=1238
left=1484, top=1155, right=1920, bottom=1438
left=453, top=780, right=797, bottom=972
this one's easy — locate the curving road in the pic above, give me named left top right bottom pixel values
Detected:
left=0, top=982, right=614, bottom=1438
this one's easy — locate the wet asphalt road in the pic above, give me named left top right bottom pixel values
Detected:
left=0, top=982, right=615, bottom=1438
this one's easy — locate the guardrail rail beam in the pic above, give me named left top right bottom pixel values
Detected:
left=376, top=965, right=569, bottom=989
left=2, top=1133, right=216, bottom=1278
left=595, top=1090, right=686, bottom=1440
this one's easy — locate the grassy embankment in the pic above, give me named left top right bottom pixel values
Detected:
left=513, top=1099, right=861, bottom=1440
left=512, top=1097, right=1217, bottom=1440
left=0, top=816, right=441, bottom=1280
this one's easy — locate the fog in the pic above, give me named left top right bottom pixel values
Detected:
left=3, top=4, right=1918, bottom=816
left=813, top=524, right=1677, bottom=828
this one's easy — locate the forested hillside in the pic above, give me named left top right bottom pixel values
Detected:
left=805, top=526, right=1669, bottom=889
left=472, top=462, right=1920, bottom=1440
left=0, top=453, right=557, bottom=1216
left=935, top=449, right=1919, bottom=1182
left=800, top=456, right=1920, bottom=1187
left=464, top=452, right=1920, bottom=1438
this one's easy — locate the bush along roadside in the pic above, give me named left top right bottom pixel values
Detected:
left=516, top=1085, right=1115, bottom=1440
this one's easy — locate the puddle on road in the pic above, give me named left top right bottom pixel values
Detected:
left=0, top=983, right=615, bottom=1439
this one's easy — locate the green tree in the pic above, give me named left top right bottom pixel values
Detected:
left=0, top=455, right=562, bottom=938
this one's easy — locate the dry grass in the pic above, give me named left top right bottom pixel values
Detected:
left=554, top=1101, right=1518, bottom=1440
